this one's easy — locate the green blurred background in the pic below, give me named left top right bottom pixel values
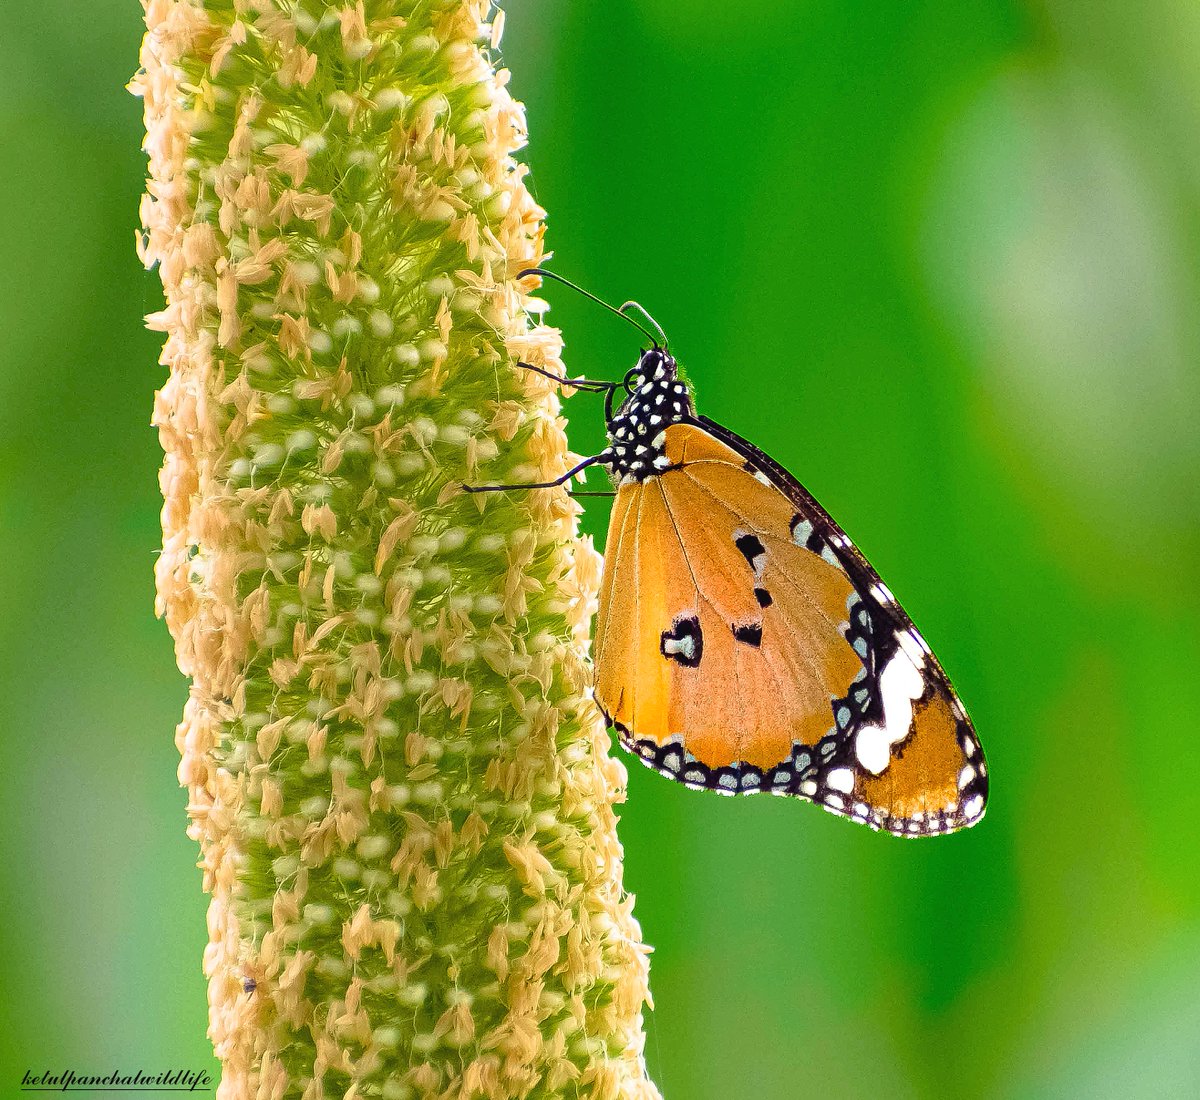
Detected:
left=2, top=1, right=1198, bottom=1097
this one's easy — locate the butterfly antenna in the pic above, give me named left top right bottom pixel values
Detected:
left=519, top=267, right=661, bottom=348
left=619, top=300, right=669, bottom=351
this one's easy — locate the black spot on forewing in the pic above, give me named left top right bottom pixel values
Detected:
left=754, top=587, right=773, bottom=608
left=732, top=622, right=763, bottom=647
left=734, top=533, right=766, bottom=575
left=660, top=614, right=703, bottom=667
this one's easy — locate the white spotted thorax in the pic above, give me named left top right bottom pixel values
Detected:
left=605, top=349, right=694, bottom=481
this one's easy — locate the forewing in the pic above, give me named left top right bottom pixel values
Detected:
left=593, top=419, right=988, bottom=837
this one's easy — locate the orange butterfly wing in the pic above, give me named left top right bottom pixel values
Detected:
left=593, top=420, right=988, bottom=837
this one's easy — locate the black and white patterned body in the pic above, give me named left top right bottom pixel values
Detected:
left=605, top=349, right=694, bottom=481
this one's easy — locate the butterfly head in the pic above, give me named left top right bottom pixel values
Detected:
left=606, top=348, right=694, bottom=480
left=621, top=346, right=677, bottom=393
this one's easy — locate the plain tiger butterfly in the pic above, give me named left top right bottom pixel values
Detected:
left=467, top=269, right=988, bottom=837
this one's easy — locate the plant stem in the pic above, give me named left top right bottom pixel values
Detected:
left=134, top=2, right=659, bottom=1096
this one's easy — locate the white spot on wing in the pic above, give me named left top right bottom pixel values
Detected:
left=856, top=727, right=890, bottom=774
left=662, top=635, right=696, bottom=660
left=870, top=582, right=896, bottom=604
left=854, top=647, right=926, bottom=774
left=895, top=629, right=928, bottom=665
left=826, top=767, right=854, bottom=794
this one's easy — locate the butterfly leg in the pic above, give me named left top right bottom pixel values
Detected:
left=462, top=452, right=612, bottom=494
left=514, top=361, right=617, bottom=394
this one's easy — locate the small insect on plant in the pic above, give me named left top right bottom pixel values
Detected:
left=467, top=269, right=988, bottom=837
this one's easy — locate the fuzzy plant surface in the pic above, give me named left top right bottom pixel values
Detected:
left=133, top=2, right=659, bottom=1097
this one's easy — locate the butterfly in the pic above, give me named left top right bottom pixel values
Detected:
left=467, top=270, right=988, bottom=837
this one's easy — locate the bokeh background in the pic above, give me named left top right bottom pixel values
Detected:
left=2, top=2, right=1198, bottom=1097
